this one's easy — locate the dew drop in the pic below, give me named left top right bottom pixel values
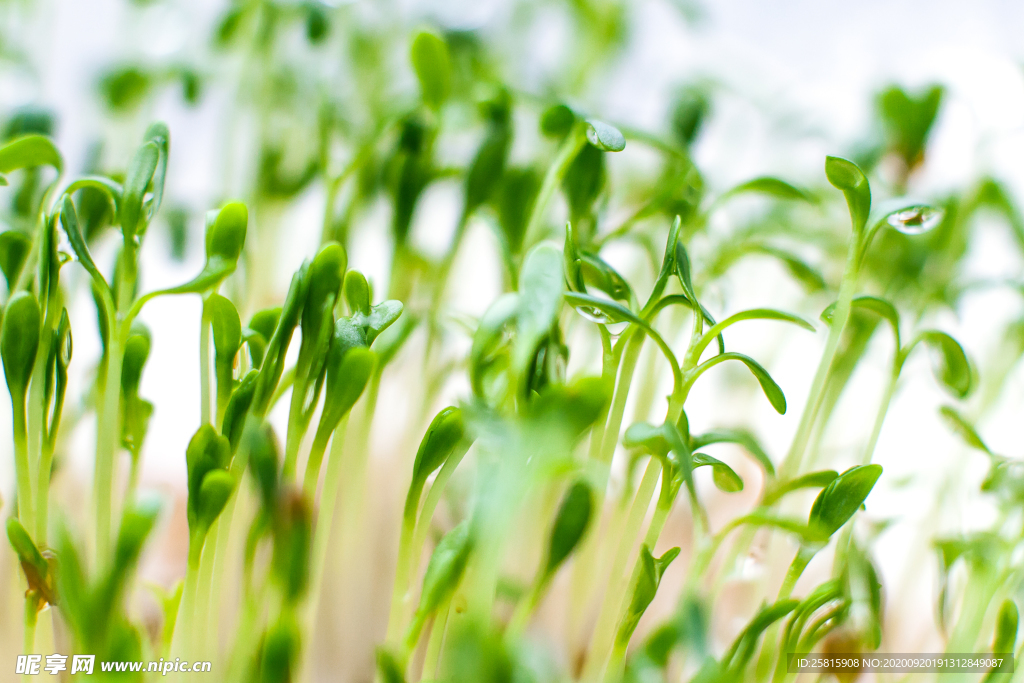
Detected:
left=575, top=305, right=614, bottom=324
left=887, top=206, right=944, bottom=235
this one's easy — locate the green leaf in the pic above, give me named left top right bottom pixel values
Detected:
left=877, top=84, right=943, bottom=169
left=410, top=30, right=451, bottom=109
left=992, top=599, right=1018, bottom=654
left=143, top=123, right=170, bottom=219
left=248, top=422, right=280, bottom=510
left=376, top=649, right=407, bottom=683
left=0, top=230, right=30, bottom=290
left=824, top=156, right=871, bottom=233
left=722, top=599, right=800, bottom=672
left=111, top=496, right=161, bottom=582
left=516, top=244, right=564, bottom=384
left=729, top=511, right=812, bottom=540
left=1, top=291, right=40, bottom=401
left=693, top=352, right=786, bottom=414
left=119, top=141, right=160, bottom=241
left=938, top=405, right=990, bottom=454
left=59, top=195, right=110, bottom=295
left=344, top=269, right=371, bottom=316
left=670, top=86, right=710, bottom=147
left=207, top=294, right=242, bottom=364
left=561, top=143, right=605, bottom=223
left=465, top=108, right=512, bottom=214
left=585, top=119, right=626, bottom=152
left=808, top=464, right=882, bottom=541
left=753, top=246, right=827, bottom=292
left=157, top=202, right=249, bottom=296
left=691, top=429, right=775, bottom=477
left=822, top=295, right=899, bottom=333
left=544, top=479, right=594, bottom=577
left=720, top=177, right=815, bottom=203
left=99, top=66, right=152, bottom=112
left=410, top=407, right=466, bottom=494
left=623, top=420, right=696, bottom=513
left=0, top=134, right=62, bottom=174
left=302, top=242, right=347, bottom=350
left=361, top=300, right=404, bottom=346
left=120, top=326, right=151, bottom=397
left=185, top=424, right=231, bottom=534
left=617, top=545, right=681, bottom=647
left=412, top=521, right=473, bottom=630
left=260, top=614, right=301, bottom=683
left=469, top=293, right=519, bottom=398
left=272, top=491, right=312, bottom=602
left=917, top=330, right=972, bottom=398
left=221, top=370, right=258, bottom=453
left=315, top=343, right=375, bottom=439
left=540, top=104, right=576, bottom=139
left=197, top=469, right=234, bottom=531
left=495, top=167, right=540, bottom=257
left=206, top=201, right=248, bottom=265
left=6, top=517, right=48, bottom=587
left=762, top=470, right=838, bottom=506
left=692, top=453, right=744, bottom=493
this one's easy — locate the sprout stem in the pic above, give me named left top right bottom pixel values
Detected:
left=581, top=458, right=661, bottom=683
left=420, top=597, right=452, bottom=681
left=779, top=238, right=860, bottom=479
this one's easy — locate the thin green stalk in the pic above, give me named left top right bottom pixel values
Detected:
left=522, top=127, right=586, bottom=250
left=35, top=440, right=54, bottom=544
left=420, top=597, right=452, bottom=682
left=389, top=443, right=471, bottom=644
left=304, top=416, right=350, bottom=637
left=753, top=548, right=816, bottom=682
left=860, top=368, right=899, bottom=466
left=95, top=289, right=132, bottom=565
left=13, top=407, right=33, bottom=536
left=168, top=559, right=200, bottom=660
left=199, top=302, right=213, bottom=426
left=779, top=239, right=860, bottom=480
left=581, top=458, right=662, bottom=683
left=194, top=515, right=222, bottom=662
left=23, top=594, right=37, bottom=681
left=386, top=514, right=418, bottom=647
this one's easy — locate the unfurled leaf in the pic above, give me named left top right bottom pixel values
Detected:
left=0, top=134, right=62, bottom=175
left=696, top=352, right=786, bottom=414
left=808, top=464, right=882, bottom=541
left=410, top=30, right=451, bottom=109
left=585, top=119, right=626, bottom=152
left=0, top=230, right=31, bottom=290
left=917, top=330, right=972, bottom=398
left=692, top=453, right=743, bottom=493
left=540, top=104, right=575, bottom=139
left=825, top=156, right=870, bottom=233
left=2, top=291, right=40, bottom=401
left=938, top=406, right=989, bottom=454
left=544, top=480, right=594, bottom=578
left=411, top=521, right=472, bottom=639
left=617, top=546, right=681, bottom=647
left=720, top=177, right=815, bottom=203
left=410, top=407, right=465, bottom=494
left=762, top=470, right=838, bottom=506
left=692, top=429, right=775, bottom=477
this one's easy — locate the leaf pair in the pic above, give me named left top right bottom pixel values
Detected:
left=184, top=425, right=234, bottom=567
left=57, top=498, right=161, bottom=653
left=616, top=545, right=681, bottom=647
left=405, top=521, right=473, bottom=652
left=821, top=295, right=972, bottom=398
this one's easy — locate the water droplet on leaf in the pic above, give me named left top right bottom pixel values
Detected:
left=575, top=305, right=613, bottom=324
left=887, top=206, right=943, bottom=234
